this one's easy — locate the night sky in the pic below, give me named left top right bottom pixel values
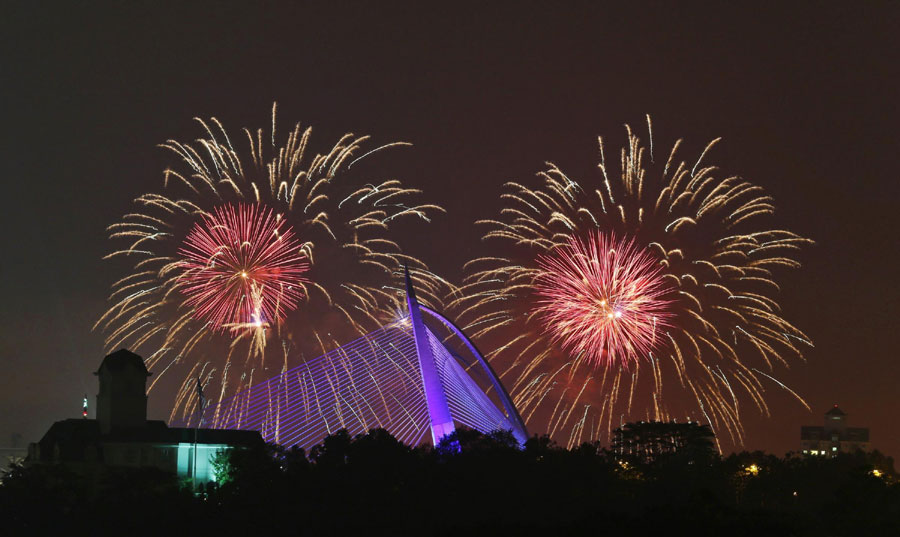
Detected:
left=2, top=2, right=897, bottom=457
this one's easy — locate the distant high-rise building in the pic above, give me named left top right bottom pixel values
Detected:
left=800, top=405, right=870, bottom=457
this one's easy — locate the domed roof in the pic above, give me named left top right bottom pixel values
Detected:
left=95, top=349, right=151, bottom=376
left=825, top=404, right=846, bottom=416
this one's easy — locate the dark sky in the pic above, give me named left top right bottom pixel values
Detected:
left=2, top=2, right=897, bottom=457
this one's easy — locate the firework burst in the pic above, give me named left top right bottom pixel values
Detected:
left=451, top=117, right=812, bottom=448
left=534, top=232, right=673, bottom=368
left=178, top=203, right=308, bottom=331
left=97, top=103, right=449, bottom=422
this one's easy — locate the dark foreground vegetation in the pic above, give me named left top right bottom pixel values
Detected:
left=1, top=423, right=898, bottom=536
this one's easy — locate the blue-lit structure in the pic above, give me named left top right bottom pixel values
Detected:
left=184, top=270, right=528, bottom=450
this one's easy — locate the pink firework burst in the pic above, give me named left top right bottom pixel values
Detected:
left=534, top=232, right=674, bottom=367
left=178, top=203, right=308, bottom=331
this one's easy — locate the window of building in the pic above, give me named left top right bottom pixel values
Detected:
left=811, top=450, right=818, bottom=455
left=832, top=447, right=837, bottom=452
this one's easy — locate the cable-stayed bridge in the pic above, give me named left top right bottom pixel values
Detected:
left=181, top=271, right=527, bottom=450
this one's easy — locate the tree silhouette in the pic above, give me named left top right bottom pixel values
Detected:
left=611, top=421, right=716, bottom=465
left=4, top=425, right=900, bottom=536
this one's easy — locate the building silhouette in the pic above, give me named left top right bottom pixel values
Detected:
left=27, top=349, right=261, bottom=484
left=800, top=404, right=870, bottom=457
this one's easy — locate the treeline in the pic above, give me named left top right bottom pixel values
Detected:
left=1, top=424, right=898, bottom=536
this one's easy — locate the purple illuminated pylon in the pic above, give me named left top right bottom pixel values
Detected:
left=405, top=267, right=457, bottom=447
left=419, top=305, right=529, bottom=446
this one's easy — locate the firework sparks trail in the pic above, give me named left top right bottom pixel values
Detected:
left=97, top=103, right=450, bottom=422
left=450, top=117, right=812, bottom=448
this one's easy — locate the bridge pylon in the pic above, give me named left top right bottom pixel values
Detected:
left=404, top=267, right=456, bottom=447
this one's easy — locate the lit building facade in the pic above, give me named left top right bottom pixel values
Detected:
left=800, top=405, right=870, bottom=457
left=27, top=349, right=261, bottom=485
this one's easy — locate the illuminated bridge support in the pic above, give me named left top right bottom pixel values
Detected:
left=419, top=304, right=528, bottom=446
left=181, top=271, right=528, bottom=451
left=405, top=268, right=456, bottom=446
